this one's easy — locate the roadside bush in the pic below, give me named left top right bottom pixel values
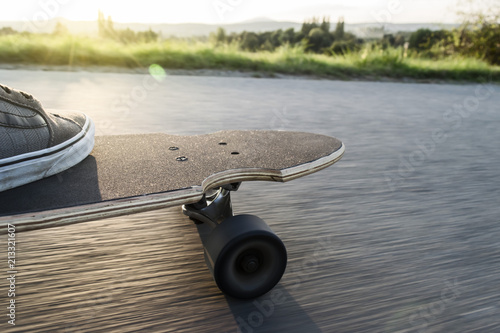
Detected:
left=409, top=29, right=452, bottom=51
left=330, top=40, right=361, bottom=55
left=457, top=20, right=500, bottom=65
left=305, top=27, right=332, bottom=53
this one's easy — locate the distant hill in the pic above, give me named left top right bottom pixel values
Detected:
left=0, top=18, right=459, bottom=38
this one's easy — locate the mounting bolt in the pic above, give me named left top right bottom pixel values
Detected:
left=241, top=255, right=260, bottom=273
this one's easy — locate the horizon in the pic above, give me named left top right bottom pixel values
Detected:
left=0, top=16, right=465, bottom=26
left=4, top=0, right=493, bottom=25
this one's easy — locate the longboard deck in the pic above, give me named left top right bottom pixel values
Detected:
left=0, top=131, right=344, bottom=232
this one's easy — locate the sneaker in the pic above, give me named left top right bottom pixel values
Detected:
left=0, top=84, right=95, bottom=192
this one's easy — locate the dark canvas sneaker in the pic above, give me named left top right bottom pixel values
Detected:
left=0, top=84, right=95, bottom=191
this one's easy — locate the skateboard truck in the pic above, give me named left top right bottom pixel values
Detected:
left=182, top=182, right=288, bottom=299
left=182, top=182, right=241, bottom=226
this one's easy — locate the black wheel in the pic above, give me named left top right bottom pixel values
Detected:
left=204, top=214, right=287, bottom=299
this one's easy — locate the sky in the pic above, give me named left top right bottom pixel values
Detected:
left=1, top=0, right=494, bottom=24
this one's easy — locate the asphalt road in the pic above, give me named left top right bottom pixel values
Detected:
left=1, top=69, right=499, bottom=332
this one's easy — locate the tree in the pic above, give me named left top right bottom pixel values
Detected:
left=98, top=10, right=106, bottom=37
left=381, top=34, right=396, bottom=48
left=106, top=15, right=114, bottom=37
left=320, top=17, right=331, bottom=33
left=455, top=0, right=500, bottom=65
left=409, top=28, right=434, bottom=50
left=269, top=30, right=282, bottom=49
left=394, top=34, right=406, bottom=47
left=306, top=27, right=332, bottom=53
left=118, top=28, right=136, bottom=43
left=137, top=28, right=159, bottom=43
left=52, top=22, right=68, bottom=35
left=301, top=17, right=320, bottom=36
left=334, top=17, right=345, bottom=40
left=458, top=19, right=500, bottom=64
left=98, top=10, right=115, bottom=39
left=279, top=28, right=295, bottom=45
left=240, top=32, right=259, bottom=51
left=210, top=27, right=227, bottom=45
left=0, top=27, right=17, bottom=36
left=97, top=11, right=158, bottom=44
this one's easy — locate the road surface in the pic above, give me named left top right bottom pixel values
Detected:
left=1, top=69, right=499, bottom=332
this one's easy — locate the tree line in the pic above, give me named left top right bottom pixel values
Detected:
left=0, top=12, right=159, bottom=44
left=97, top=11, right=159, bottom=43
left=210, top=15, right=499, bottom=65
left=210, top=17, right=365, bottom=56
left=407, top=12, right=499, bottom=65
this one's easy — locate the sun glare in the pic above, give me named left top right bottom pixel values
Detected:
left=52, top=0, right=218, bottom=24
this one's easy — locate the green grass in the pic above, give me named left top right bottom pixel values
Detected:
left=1, top=34, right=498, bottom=82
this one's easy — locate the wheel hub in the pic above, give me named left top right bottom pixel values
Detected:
left=241, top=254, right=260, bottom=273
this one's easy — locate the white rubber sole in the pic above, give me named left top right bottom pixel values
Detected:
left=0, top=115, right=95, bottom=192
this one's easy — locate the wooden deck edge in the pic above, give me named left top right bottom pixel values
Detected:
left=0, top=143, right=344, bottom=234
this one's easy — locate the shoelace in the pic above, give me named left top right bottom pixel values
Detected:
left=0, top=84, right=33, bottom=100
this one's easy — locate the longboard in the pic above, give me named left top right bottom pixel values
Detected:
left=0, top=130, right=344, bottom=298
